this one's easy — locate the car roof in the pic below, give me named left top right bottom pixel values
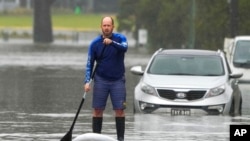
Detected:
left=156, top=49, right=222, bottom=56
left=234, top=36, right=250, bottom=41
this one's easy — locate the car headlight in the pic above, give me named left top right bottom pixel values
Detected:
left=206, top=85, right=225, bottom=98
left=140, top=82, right=156, bottom=95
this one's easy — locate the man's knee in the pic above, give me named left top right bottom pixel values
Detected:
left=93, top=109, right=104, bottom=117
left=115, top=109, right=125, bottom=117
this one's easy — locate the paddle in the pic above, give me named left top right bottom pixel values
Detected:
left=60, top=44, right=106, bottom=141
left=60, top=90, right=88, bottom=141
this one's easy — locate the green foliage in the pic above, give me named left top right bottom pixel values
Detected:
left=133, top=0, right=191, bottom=50
left=117, top=0, right=137, bottom=32
left=117, top=0, right=250, bottom=51
left=238, top=0, right=250, bottom=35
left=195, top=0, right=229, bottom=50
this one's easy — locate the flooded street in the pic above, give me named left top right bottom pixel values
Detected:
left=0, top=44, right=250, bottom=141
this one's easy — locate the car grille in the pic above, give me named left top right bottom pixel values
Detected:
left=157, top=89, right=207, bottom=101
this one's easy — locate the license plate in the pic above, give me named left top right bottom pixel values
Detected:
left=171, top=108, right=191, bottom=115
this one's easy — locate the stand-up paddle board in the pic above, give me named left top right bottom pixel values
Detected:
left=73, top=133, right=117, bottom=141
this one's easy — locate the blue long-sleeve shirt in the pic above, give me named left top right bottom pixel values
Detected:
left=84, top=33, right=128, bottom=83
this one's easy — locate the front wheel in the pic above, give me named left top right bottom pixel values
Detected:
left=229, top=96, right=242, bottom=116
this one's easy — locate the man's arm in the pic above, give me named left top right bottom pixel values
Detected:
left=84, top=45, right=95, bottom=84
left=111, top=34, right=128, bottom=52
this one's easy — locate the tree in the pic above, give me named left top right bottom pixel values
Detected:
left=118, top=0, right=191, bottom=51
left=195, top=0, right=228, bottom=50
left=238, top=0, right=250, bottom=35
left=117, top=0, right=250, bottom=51
left=33, top=0, right=55, bottom=43
left=136, top=0, right=190, bottom=51
left=117, top=0, right=137, bottom=32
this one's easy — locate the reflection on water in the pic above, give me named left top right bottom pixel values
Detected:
left=0, top=45, right=250, bottom=141
left=134, top=114, right=231, bottom=141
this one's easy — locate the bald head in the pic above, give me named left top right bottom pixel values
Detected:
left=101, top=16, right=114, bottom=37
left=101, top=16, right=114, bottom=25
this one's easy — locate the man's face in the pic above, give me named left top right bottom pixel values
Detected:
left=101, top=18, right=114, bottom=37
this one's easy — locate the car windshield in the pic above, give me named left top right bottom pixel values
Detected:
left=148, top=54, right=225, bottom=76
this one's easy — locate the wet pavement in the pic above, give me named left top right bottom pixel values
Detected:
left=0, top=43, right=250, bottom=141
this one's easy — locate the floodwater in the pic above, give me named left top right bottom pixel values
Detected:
left=0, top=44, right=250, bottom=141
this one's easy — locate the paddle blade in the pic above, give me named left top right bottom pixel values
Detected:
left=61, top=130, right=72, bottom=141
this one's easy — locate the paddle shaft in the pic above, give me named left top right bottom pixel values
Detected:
left=61, top=44, right=106, bottom=141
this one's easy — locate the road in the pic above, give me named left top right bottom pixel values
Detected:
left=0, top=43, right=249, bottom=141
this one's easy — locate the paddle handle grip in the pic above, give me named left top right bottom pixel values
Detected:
left=83, top=79, right=92, bottom=98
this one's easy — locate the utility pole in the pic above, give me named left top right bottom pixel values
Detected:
left=228, top=0, right=238, bottom=37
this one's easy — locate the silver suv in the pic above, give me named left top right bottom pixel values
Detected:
left=130, top=49, right=243, bottom=116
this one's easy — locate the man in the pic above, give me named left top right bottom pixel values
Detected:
left=84, top=16, right=128, bottom=141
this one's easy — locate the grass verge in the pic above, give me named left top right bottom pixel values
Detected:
left=0, top=13, right=117, bottom=31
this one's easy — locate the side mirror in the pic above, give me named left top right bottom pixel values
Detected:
left=230, top=73, right=243, bottom=79
left=130, top=66, right=144, bottom=75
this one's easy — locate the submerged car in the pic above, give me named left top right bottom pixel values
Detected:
left=224, top=36, right=250, bottom=83
left=130, top=49, right=243, bottom=116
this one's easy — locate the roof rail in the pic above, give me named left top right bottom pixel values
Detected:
left=153, top=48, right=163, bottom=55
left=157, top=48, right=163, bottom=52
left=217, top=49, right=221, bottom=53
left=217, top=49, right=226, bottom=55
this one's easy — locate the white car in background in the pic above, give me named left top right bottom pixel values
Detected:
left=224, top=36, right=250, bottom=83
left=130, top=49, right=243, bottom=116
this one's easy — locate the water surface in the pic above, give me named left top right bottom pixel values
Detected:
left=0, top=44, right=249, bottom=141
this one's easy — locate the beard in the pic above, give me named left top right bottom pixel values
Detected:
left=102, top=29, right=113, bottom=38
